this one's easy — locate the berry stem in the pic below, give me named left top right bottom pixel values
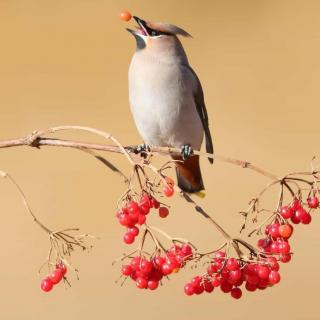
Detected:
left=148, top=225, right=198, bottom=250
left=145, top=226, right=167, bottom=253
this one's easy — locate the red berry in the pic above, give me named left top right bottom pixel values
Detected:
left=266, top=257, right=280, bottom=271
left=291, top=199, right=302, bottom=211
left=257, top=265, right=270, bottom=279
left=269, top=271, right=281, bottom=284
left=214, top=251, right=226, bottom=262
left=231, top=287, right=242, bottom=299
left=212, top=275, right=222, bottom=287
left=301, top=212, right=312, bottom=224
left=258, top=278, right=269, bottom=289
left=278, top=240, right=291, bottom=254
left=137, top=214, right=146, bottom=225
left=184, top=283, right=195, bottom=296
left=265, top=224, right=271, bottom=235
left=147, top=280, right=159, bottom=290
left=163, top=185, right=174, bottom=197
left=165, top=176, right=175, bottom=186
left=221, top=268, right=230, bottom=281
left=189, top=276, right=203, bottom=294
left=258, top=238, right=271, bottom=250
left=153, top=256, right=166, bottom=268
left=130, top=272, right=138, bottom=281
left=139, top=204, right=150, bottom=215
left=243, top=263, right=257, bottom=275
left=226, top=258, right=239, bottom=271
left=41, top=277, right=53, bottom=292
left=149, top=269, right=163, bottom=281
left=245, top=282, right=257, bottom=292
left=167, top=256, right=180, bottom=270
left=308, top=196, right=319, bottom=209
left=263, top=244, right=271, bottom=253
left=194, top=286, right=205, bottom=295
left=175, top=252, right=186, bottom=265
left=269, top=223, right=280, bottom=238
left=291, top=213, right=301, bottom=224
left=207, top=264, right=218, bottom=275
left=128, top=226, right=139, bottom=237
left=123, top=232, right=135, bottom=244
left=118, top=213, right=134, bottom=227
left=220, top=282, right=233, bottom=293
left=181, top=244, right=193, bottom=257
left=257, top=239, right=265, bottom=248
left=127, top=201, right=139, bottom=214
left=191, top=276, right=202, bottom=288
left=229, top=270, right=242, bottom=283
left=295, top=208, right=309, bottom=222
left=167, top=258, right=181, bottom=270
left=140, top=259, right=153, bottom=275
left=49, top=268, right=63, bottom=284
left=280, top=206, right=293, bottom=219
left=168, top=244, right=181, bottom=255
left=159, top=207, right=169, bottom=218
left=270, top=242, right=279, bottom=253
left=246, top=274, right=260, bottom=285
left=56, top=263, right=67, bottom=276
left=161, top=263, right=173, bottom=275
left=203, top=280, right=214, bottom=293
left=119, top=10, right=132, bottom=22
left=121, top=265, right=133, bottom=276
left=280, top=253, right=292, bottom=263
left=150, top=197, right=160, bottom=209
left=278, top=224, right=293, bottom=239
left=136, top=277, right=148, bottom=289
left=128, top=210, right=140, bottom=223
left=130, top=256, right=141, bottom=270
left=140, top=193, right=151, bottom=207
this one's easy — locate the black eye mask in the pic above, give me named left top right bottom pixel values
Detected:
left=150, top=29, right=161, bottom=36
left=147, top=27, right=170, bottom=37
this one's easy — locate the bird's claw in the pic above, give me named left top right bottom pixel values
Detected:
left=133, top=143, right=151, bottom=159
left=181, top=144, right=194, bottom=160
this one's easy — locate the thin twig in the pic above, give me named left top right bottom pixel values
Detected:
left=0, top=171, right=51, bottom=233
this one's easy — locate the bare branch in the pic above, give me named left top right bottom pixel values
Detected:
left=0, top=126, right=278, bottom=180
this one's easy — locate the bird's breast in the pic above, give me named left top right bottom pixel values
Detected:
left=128, top=56, right=203, bottom=149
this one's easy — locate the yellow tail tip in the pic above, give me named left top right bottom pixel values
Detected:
left=194, top=190, right=206, bottom=198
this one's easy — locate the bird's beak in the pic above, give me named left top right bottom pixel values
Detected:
left=126, top=16, right=149, bottom=36
left=126, top=28, right=135, bottom=35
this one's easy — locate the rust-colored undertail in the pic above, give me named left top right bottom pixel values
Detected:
left=172, top=155, right=204, bottom=193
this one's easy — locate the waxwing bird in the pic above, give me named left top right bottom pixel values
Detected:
left=127, top=16, right=214, bottom=193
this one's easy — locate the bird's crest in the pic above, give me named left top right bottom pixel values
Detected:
left=146, top=21, right=192, bottom=38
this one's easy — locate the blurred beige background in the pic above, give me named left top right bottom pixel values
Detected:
left=0, top=0, right=320, bottom=319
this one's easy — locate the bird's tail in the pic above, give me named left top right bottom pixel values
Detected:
left=173, top=155, right=204, bottom=193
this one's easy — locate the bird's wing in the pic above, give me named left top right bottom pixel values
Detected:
left=183, top=64, right=214, bottom=164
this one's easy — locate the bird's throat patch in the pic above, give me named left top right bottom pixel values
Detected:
left=134, top=34, right=146, bottom=50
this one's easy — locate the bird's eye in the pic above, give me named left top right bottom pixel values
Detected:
left=151, top=30, right=160, bottom=37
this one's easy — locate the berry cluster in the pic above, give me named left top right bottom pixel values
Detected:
left=257, top=222, right=293, bottom=263
left=184, top=251, right=281, bottom=298
left=121, top=243, right=193, bottom=291
left=116, top=192, right=172, bottom=245
left=257, top=196, right=319, bottom=261
left=183, top=195, right=319, bottom=298
left=280, top=197, right=318, bottom=224
left=40, top=263, right=67, bottom=292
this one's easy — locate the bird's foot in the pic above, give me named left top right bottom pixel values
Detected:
left=133, top=143, right=151, bottom=159
left=181, top=144, right=194, bottom=160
